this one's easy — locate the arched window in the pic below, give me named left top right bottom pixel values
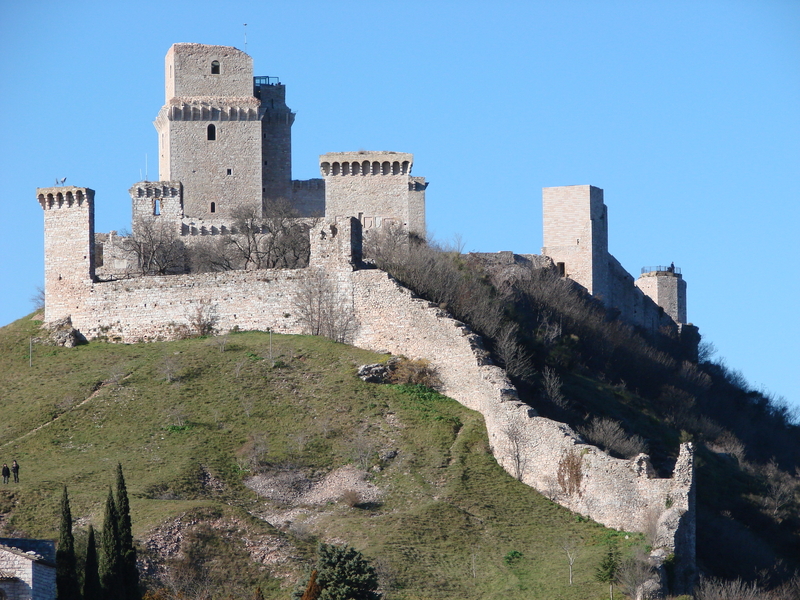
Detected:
left=211, top=60, right=220, bottom=74
left=207, top=124, right=216, bottom=140
left=153, top=199, right=161, bottom=216
left=210, top=202, right=216, bottom=214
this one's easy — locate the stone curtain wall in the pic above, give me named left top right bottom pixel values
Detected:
left=40, top=215, right=694, bottom=587
left=349, top=266, right=695, bottom=592
left=74, top=270, right=308, bottom=342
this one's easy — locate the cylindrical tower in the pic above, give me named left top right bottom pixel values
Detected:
left=635, top=265, right=687, bottom=324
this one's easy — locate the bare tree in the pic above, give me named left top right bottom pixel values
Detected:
left=760, top=460, right=797, bottom=521
left=579, top=417, right=648, bottom=459
left=188, top=300, right=218, bottom=337
left=124, top=216, right=188, bottom=275
left=190, top=235, right=240, bottom=272
left=542, top=366, right=567, bottom=408
left=560, top=538, right=581, bottom=585
left=503, top=422, right=531, bottom=481
left=31, top=285, right=45, bottom=311
left=495, top=323, right=535, bottom=381
left=694, top=576, right=764, bottom=600
left=208, top=201, right=312, bottom=272
left=293, top=269, right=356, bottom=343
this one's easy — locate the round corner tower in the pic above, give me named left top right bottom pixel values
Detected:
left=635, top=265, right=687, bottom=324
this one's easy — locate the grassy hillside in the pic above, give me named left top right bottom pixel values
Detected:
left=0, top=314, right=642, bottom=600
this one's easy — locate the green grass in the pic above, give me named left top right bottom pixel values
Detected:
left=0, top=314, right=642, bottom=599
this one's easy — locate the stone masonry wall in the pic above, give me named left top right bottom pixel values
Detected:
left=0, top=542, right=56, bottom=600
left=542, top=185, right=686, bottom=336
left=348, top=267, right=695, bottom=592
left=0, top=550, right=33, bottom=600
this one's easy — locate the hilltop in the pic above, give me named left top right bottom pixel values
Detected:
left=0, top=314, right=640, bottom=600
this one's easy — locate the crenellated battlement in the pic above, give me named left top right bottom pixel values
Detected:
left=37, top=186, right=94, bottom=211
left=320, top=152, right=413, bottom=177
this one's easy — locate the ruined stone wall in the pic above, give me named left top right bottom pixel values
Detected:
left=348, top=267, right=694, bottom=590
left=71, top=269, right=306, bottom=342
left=320, top=152, right=426, bottom=235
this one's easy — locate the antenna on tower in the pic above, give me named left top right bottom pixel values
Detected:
left=244, top=23, right=248, bottom=53
left=145, top=153, right=148, bottom=181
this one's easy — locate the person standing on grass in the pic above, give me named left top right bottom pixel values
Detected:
left=11, top=460, right=19, bottom=483
left=2, top=464, right=9, bottom=484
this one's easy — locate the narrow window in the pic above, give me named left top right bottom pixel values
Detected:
left=227, top=168, right=232, bottom=175
left=211, top=60, right=220, bottom=74
left=210, top=202, right=216, bottom=213
left=207, top=124, right=216, bottom=140
left=557, top=262, right=565, bottom=277
left=154, top=199, right=161, bottom=216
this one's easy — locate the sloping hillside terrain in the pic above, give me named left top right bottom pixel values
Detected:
left=366, top=236, right=800, bottom=588
left=1, top=314, right=641, bottom=600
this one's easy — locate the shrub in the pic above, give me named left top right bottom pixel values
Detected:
left=579, top=417, right=648, bottom=459
left=386, top=358, right=441, bottom=389
left=341, top=489, right=361, bottom=508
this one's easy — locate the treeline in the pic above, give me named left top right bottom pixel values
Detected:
left=58, top=463, right=139, bottom=600
left=365, top=226, right=800, bottom=583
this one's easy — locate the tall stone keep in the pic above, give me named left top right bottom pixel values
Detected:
left=320, top=151, right=427, bottom=235
left=37, top=186, right=95, bottom=322
left=541, top=185, right=610, bottom=300
left=154, top=43, right=262, bottom=220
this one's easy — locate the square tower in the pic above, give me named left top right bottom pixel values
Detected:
left=320, top=151, right=427, bottom=236
left=541, top=185, right=609, bottom=299
left=37, top=187, right=95, bottom=322
left=155, top=44, right=262, bottom=220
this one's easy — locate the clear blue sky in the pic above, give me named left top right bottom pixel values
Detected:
left=1, top=1, right=798, bottom=409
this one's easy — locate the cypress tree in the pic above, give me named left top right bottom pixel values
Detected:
left=83, top=525, right=102, bottom=600
left=115, top=463, right=140, bottom=600
left=99, top=487, right=123, bottom=597
left=56, top=486, right=81, bottom=600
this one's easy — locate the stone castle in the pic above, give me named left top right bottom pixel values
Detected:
left=35, top=43, right=697, bottom=593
